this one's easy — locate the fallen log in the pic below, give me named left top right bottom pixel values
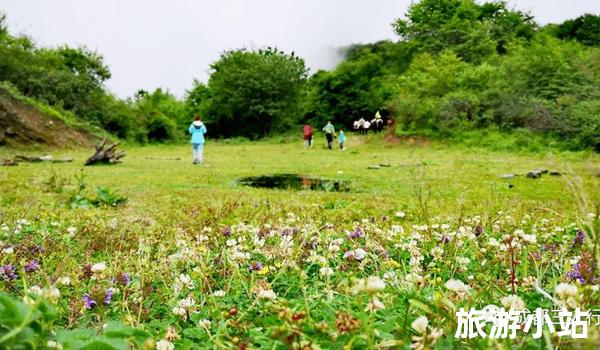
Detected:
left=1, top=159, right=17, bottom=166
left=12, top=155, right=74, bottom=163
left=85, top=138, right=125, bottom=166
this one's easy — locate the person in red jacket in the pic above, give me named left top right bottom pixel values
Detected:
left=303, top=124, right=314, bottom=148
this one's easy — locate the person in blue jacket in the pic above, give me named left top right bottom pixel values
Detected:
left=188, top=115, right=207, bottom=164
left=338, top=129, right=346, bottom=150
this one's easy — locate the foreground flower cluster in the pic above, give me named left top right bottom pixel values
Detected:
left=0, top=211, right=598, bottom=349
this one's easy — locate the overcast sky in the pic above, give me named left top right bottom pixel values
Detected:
left=2, top=0, right=599, bottom=98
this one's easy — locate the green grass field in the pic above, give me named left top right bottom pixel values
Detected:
left=2, top=136, right=598, bottom=220
left=1, top=136, right=599, bottom=349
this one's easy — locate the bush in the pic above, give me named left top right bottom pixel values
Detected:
left=559, top=99, right=600, bottom=149
left=146, top=114, right=177, bottom=142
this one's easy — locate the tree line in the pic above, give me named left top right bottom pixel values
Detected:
left=0, top=0, right=599, bottom=150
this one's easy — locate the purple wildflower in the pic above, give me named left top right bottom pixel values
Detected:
left=349, top=228, right=363, bottom=240
left=542, top=243, right=558, bottom=254
left=439, top=235, right=450, bottom=244
left=104, top=288, right=114, bottom=305
left=121, top=273, right=130, bottom=286
left=30, top=245, right=45, bottom=255
left=474, top=225, right=484, bottom=237
left=567, top=264, right=585, bottom=284
left=573, top=230, right=585, bottom=247
left=1, top=264, right=18, bottom=281
left=222, top=227, right=232, bottom=237
left=83, top=294, right=97, bottom=309
left=113, top=272, right=130, bottom=286
left=24, top=260, right=39, bottom=273
left=567, top=262, right=592, bottom=285
left=248, top=261, right=263, bottom=272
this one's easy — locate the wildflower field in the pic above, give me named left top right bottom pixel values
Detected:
left=0, top=138, right=599, bottom=349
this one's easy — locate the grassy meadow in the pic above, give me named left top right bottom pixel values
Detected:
left=0, top=135, right=599, bottom=349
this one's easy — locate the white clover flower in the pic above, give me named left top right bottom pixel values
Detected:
left=196, top=234, right=209, bottom=242
left=28, top=285, right=42, bottom=295
left=514, top=229, right=524, bottom=236
left=395, top=211, right=406, bottom=218
left=383, top=271, right=397, bottom=281
left=390, top=225, right=404, bottom=235
left=328, top=243, right=341, bottom=253
left=178, top=296, right=196, bottom=309
left=43, top=286, right=61, bottom=302
left=279, top=236, right=294, bottom=250
left=365, top=296, right=385, bottom=312
left=412, top=315, right=428, bottom=333
left=319, top=267, right=334, bottom=277
left=226, top=239, right=237, bottom=247
left=57, top=276, right=71, bottom=286
left=91, top=262, right=107, bottom=274
left=253, top=237, right=265, bottom=248
left=232, top=251, right=250, bottom=261
left=444, top=279, right=471, bottom=299
left=500, top=294, right=525, bottom=311
left=172, top=306, right=186, bottom=318
left=554, top=283, right=578, bottom=299
left=199, top=319, right=211, bottom=328
left=520, top=233, right=537, bottom=244
left=353, top=248, right=367, bottom=260
left=1, top=246, right=14, bottom=255
left=178, top=274, right=195, bottom=290
left=352, top=276, right=386, bottom=294
left=212, top=290, right=226, bottom=297
left=66, top=226, right=77, bottom=236
left=257, top=289, right=277, bottom=300
left=156, top=339, right=174, bottom=350
left=430, top=247, right=444, bottom=260
left=456, top=256, right=470, bottom=266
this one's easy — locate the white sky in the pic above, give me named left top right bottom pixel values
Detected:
left=2, top=0, right=599, bottom=98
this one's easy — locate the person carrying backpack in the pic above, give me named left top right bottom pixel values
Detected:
left=322, top=121, right=336, bottom=150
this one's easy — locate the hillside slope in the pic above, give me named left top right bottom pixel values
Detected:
left=0, top=86, right=100, bottom=148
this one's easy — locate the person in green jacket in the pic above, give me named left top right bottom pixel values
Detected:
left=322, top=121, right=336, bottom=150
left=188, top=115, right=207, bottom=164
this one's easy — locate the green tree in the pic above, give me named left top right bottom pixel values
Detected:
left=203, top=48, right=308, bottom=138
left=393, top=0, right=535, bottom=62
left=133, top=89, right=184, bottom=142
left=183, top=79, right=210, bottom=123
left=555, top=14, right=600, bottom=46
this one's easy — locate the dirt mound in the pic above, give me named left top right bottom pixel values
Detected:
left=383, top=124, right=431, bottom=146
left=0, top=88, right=97, bottom=148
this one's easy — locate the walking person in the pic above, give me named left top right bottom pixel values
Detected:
left=322, top=121, right=336, bottom=150
left=338, top=129, right=346, bottom=150
left=303, top=124, right=314, bottom=148
left=188, top=115, right=207, bottom=164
